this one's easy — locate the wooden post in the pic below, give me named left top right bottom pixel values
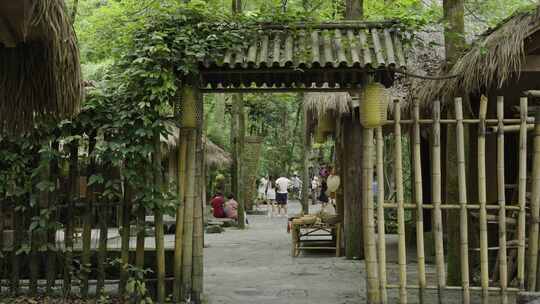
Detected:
left=174, top=130, right=188, bottom=302
left=455, top=98, right=470, bottom=304
left=517, top=97, right=528, bottom=290
left=432, top=100, right=446, bottom=295
left=394, top=100, right=407, bottom=304
left=153, top=131, right=166, bottom=303
left=496, top=96, right=508, bottom=304
left=376, top=127, right=387, bottom=303
left=478, top=96, right=489, bottom=302
left=363, top=127, right=380, bottom=303
left=413, top=101, right=426, bottom=301
left=97, top=135, right=111, bottom=296
left=528, top=101, right=540, bottom=291
left=135, top=205, right=146, bottom=268
left=182, top=129, right=197, bottom=299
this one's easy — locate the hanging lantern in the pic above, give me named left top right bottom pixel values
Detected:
left=360, top=82, right=389, bottom=128
left=327, top=175, right=341, bottom=192
left=180, top=86, right=198, bottom=129
left=318, top=111, right=335, bottom=134
left=314, top=127, right=327, bottom=144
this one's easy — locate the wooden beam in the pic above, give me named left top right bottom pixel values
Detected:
left=522, top=56, right=540, bottom=72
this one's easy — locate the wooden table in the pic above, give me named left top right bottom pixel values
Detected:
left=290, top=221, right=342, bottom=257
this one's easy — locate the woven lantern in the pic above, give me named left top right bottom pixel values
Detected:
left=318, top=111, right=335, bottom=134
left=360, top=83, right=389, bottom=128
left=180, top=86, right=198, bottom=129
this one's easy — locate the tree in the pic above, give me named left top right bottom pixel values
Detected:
left=442, top=0, right=466, bottom=288
left=342, top=0, right=365, bottom=260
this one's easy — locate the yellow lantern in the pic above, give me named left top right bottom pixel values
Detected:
left=360, top=82, right=389, bottom=128
left=180, top=86, right=198, bottom=128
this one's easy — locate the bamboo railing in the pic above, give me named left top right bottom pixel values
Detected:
left=364, top=96, right=537, bottom=304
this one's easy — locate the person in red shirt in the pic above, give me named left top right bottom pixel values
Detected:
left=210, top=192, right=226, bottom=218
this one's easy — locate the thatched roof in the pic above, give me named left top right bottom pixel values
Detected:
left=161, top=122, right=232, bottom=168
left=418, top=6, right=540, bottom=105
left=0, top=0, right=83, bottom=132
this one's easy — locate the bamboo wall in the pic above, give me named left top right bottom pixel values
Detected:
left=363, top=97, right=537, bottom=304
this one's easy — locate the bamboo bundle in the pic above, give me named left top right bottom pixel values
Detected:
left=455, top=98, right=470, bottom=304
left=394, top=101, right=407, bottom=304
left=496, top=97, right=508, bottom=304
left=376, top=127, right=387, bottom=303
left=478, top=96, right=489, bottom=302
left=182, top=129, right=197, bottom=299
left=97, top=137, right=111, bottom=296
left=431, top=100, right=446, bottom=293
left=528, top=104, right=540, bottom=291
left=362, top=128, right=380, bottom=303
left=192, top=130, right=204, bottom=302
left=174, top=131, right=188, bottom=302
left=413, top=101, right=426, bottom=300
left=81, top=134, right=96, bottom=297
left=153, top=132, right=166, bottom=303
left=517, top=97, right=528, bottom=289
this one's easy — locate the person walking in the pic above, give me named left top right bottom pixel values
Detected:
left=275, top=175, right=292, bottom=217
left=266, top=176, right=277, bottom=217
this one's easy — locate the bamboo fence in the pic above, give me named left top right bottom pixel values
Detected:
left=363, top=96, right=538, bottom=304
left=0, top=86, right=206, bottom=303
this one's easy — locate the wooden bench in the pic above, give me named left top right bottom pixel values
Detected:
left=290, top=222, right=341, bottom=257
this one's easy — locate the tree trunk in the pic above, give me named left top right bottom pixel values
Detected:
left=344, top=0, right=363, bottom=19
left=301, top=98, right=310, bottom=214
left=232, top=94, right=246, bottom=228
left=443, top=0, right=465, bottom=286
left=343, top=113, right=364, bottom=259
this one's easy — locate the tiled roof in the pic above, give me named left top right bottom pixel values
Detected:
left=199, top=21, right=408, bottom=90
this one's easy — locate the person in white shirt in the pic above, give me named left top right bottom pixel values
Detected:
left=275, top=176, right=291, bottom=216
left=291, top=173, right=302, bottom=199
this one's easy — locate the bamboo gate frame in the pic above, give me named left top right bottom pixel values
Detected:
left=363, top=96, right=540, bottom=304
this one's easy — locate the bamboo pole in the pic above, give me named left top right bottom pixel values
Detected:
left=478, top=96, right=489, bottom=303
left=496, top=96, right=508, bottom=304
left=29, top=158, right=40, bottom=296
left=81, top=133, right=96, bottom=297
left=46, top=140, right=60, bottom=293
left=119, top=180, right=133, bottom=295
left=97, top=137, right=110, bottom=296
left=64, top=140, right=79, bottom=296
left=182, top=129, right=197, bottom=299
left=432, top=100, right=446, bottom=295
left=363, top=127, right=380, bottom=304
left=192, top=127, right=204, bottom=302
left=455, top=97, right=470, bottom=304
left=11, top=202, right=21, bottom=295
left=376, top=127, right=387, bottom=303
left=174, top=130, right=188, bottom=302
left=135, top=205, right=145, bottom=268
left=517, top=97, right=528, bottom=290
left=413, top=101, right=426, bottom=301
left=528, top=103, right=540, bottom=291
left=153, top=131, right=166, bottom=303
left=394, top=100, right=407, bottom=304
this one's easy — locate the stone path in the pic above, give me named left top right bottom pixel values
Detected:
left=204, top=200, right=366, bottom=304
